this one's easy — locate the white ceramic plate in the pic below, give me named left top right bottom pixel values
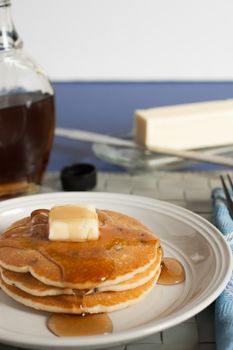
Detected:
left=0, top=192, right=231, bottom=350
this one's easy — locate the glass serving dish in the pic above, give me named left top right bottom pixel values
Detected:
left=92, top=131, right=233, bottom=172
left=92, top=131, right=190, bottom=171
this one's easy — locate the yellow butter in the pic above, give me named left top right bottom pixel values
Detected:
left=134, top=99, right=233, bottom=150
left=49, top=204, right=99, bottom=242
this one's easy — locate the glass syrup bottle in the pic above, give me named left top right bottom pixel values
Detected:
left=0, top=0, right=55, bottom=198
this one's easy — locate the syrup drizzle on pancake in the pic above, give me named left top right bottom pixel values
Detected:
left=158, top=258, right=185, bottom=285
left=47, top=313, right=113, bottom=336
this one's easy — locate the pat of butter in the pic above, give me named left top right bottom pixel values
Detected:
left=49, top=205, right=99, bottom=242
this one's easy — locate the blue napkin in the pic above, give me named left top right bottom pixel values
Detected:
left=212, top=188, right=233, bottom=350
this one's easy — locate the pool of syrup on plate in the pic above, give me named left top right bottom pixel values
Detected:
left=47, top=313, right=113, bottom=337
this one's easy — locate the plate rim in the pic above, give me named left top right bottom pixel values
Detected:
left=0, top=192, right=231, bottom=349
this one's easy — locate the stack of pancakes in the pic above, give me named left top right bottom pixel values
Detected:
left=0, top=209, right=161, bottom=314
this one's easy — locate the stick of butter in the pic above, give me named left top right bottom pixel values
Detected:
left=49, top=204, right=99, bottom=242
left=134, top=99, right=233, bottom=150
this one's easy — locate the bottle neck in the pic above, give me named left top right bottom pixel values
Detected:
left=0, top=0, right=22, bottom=51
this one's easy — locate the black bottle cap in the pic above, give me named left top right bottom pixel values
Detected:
left=60, top=163, right=97, bottom=191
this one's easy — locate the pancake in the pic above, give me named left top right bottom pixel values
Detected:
left=0, top=268, right=74, bottom=297
left=0, top=209, right=160, bottom=289
left=0, top=207, right=162, bottom=314
left=0, top=249, right=162, bottom=296
left=0, top=270, right=160, bottom=314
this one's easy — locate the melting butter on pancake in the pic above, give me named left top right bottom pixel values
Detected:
left=49, top=205, right=99, bottom=242
left=0, top=210, right=160, bottom=289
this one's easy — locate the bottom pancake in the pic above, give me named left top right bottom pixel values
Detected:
left=0, top=268, right=160, bottom=314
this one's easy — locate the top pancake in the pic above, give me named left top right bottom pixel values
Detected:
left=0, top=209, right=159, bottom=289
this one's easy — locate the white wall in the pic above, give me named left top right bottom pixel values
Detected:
left=12, top=0, right=233, bottom=81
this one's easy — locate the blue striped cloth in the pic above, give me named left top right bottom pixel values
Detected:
left=212, top=188, right=233, bottom=350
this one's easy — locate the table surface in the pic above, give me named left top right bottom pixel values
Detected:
left=1, top=169, right=221, bottom=350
